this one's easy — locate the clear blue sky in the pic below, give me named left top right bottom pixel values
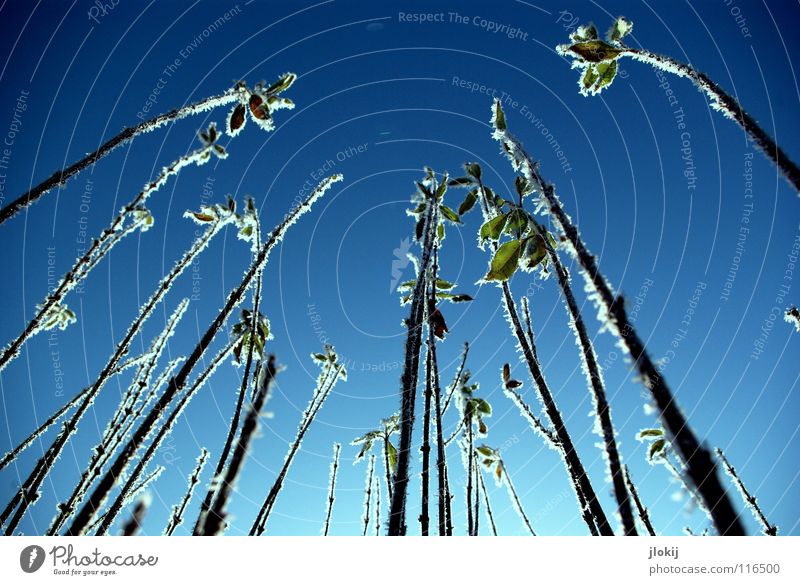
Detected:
left=0, top=0, right=798, bottom=536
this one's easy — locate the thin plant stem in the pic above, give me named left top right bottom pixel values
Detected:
left=492, top=101, right=744, bottom=535
left=0, top=354, right=144, bottom=470
left=164, top=448, right=209, bottom=536
left=323, top=443, right=340, bottom=536
left=363, top=455, right=375, bottom=536
left=474, top=173, right=613, bottom=536
left=441, top=342, right=469, bottom=416
left=249, top=360, right=345, bottom=535
left=476, top=457, right=497, bottom=536
left=0, top=86, right=242, bottom=226
left=65, top=175, right=341, bottom=536
left=193, top=214, right=263, bottom=534
left=617, top=46, right=800, bottom=194
left=536, top=223, right=637, bottom=535
left=200, top=357, right=279, bottom=536
left=624, top=465, right=656, bottom=536
left=374, top=468, right=381, bottom=536
left=388, top=181, right=439, bottom=536
left=716, top=448, right=777, bottom=536
left=501, top=460, right=536, bottom=536
left=87, top=340, right=235, bottom=536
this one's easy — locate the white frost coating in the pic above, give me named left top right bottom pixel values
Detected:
left=785, top=307, right=800, bottom=332
left=164, top=448, right=209, bottom=536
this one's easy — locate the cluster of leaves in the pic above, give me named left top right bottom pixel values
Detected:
left=227, top=73, right=297, bottom=136
left=230, top=309, right=271, bottom=365
left=311, top=344, right=348, bottom=381
left=236, top=197, right=260, bottom=251
left=406, top=168, right=462, bottom=243
left=449, top=162, right=557, bottom=282
left=637, top=428, right=668, bottom=463
left=352, top=414, right=400, bottom=473
left=397, top=279, right=473, bottom=307
left=457, top=370, right=491, bottom=435
left=476, top=445, right=505, bottom=485
left=38, top=302, right=76, bottom=332
left=197, top=123, right=229, bottom=162
left=501, top=363, right=522, bottom=390
left=555, top=17, right=633, bottom=96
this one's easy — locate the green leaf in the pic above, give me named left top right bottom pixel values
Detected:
left=448, top=177, right=473, bottom=188
left=387, top=441, right=398, bottom=472
left=474, top=398, right=492, bottom=415
left=648, top=438, right=667, bottom=461
left=504, top=209, right=529, bottom=236
left=515, top=176, right=533, bottom=197
left=479, top=214, right=508, bottom=243
left=458, top=189, right=478, bottom=215
left=492, top=101, right=507, bottom=131
left=595, top=60, right=618, bottom=90
left=521, top=236, right=547, bottom=270
left=265, top=72, right=297, bottom=95
left=571, top=24, right=598, bottom=42
left=435, top=181, right=447, bottom=200
left=637, top=428, right=664, bottom=440
left=486, top=239, right=523, bottom=282
left=465, top=163, right=482, bottom=180
left=607, top=16, right=633, bottom=42
left=476, top=446, right=494, bottom=457
left=582, top=66, right=599, bottom=91
left=411, top=202, right=426, bottom=214
left=440, top=205, right=461, bottom=224
left=396, top=280, right=416, bottom=291
left=567, top=40, right=622, bottom=63
left=438, top=222, right=445, bottom=242
left=435, top=279, right=455, bottom=290
left=436, top=292, right=473, bottom=303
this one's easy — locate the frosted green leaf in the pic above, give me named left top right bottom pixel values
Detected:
left=648, top=438, right=667, bottom=461
left=582, top=66, right=599, bottom=91
left=607, top=17, right=633, bottom=42
left=486, top=239, right=523, bottom=282
left=480, top=214, right=508, bottom=243
left=440, top=205, right=461, bottom=224
left=458, top=189, right=478, bottom=215
left=567, top=40, right=622, bottom=63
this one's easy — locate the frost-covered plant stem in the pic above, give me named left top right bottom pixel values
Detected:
left=323, top=443, right=340, bottom=536
left=164, top=449, right=209, bottom=536
left=388, top=186, right=439, bottom=536
left=0, top=354, right=145, bottom=470
left=618, top=47, right=800, bottom=194
left=536, top=223, right=637, bottom=535
left=431, top=329, right=452, bottom=536
left=492, top=102, right=744, bottom=535
left=465, top=413, right=475, bottom=536
left=1, top=208, right=229, bottom=535
left=193, top=216, right=263, bottom=534
left=249, top=361, right=345, bottom=535
left=624, top=466, right=655, bottom=536
left=84, top=466, right=164, bottom=535
left=441, top=342, right=469, bottom=416
left=500, top=461, right=536, bottom=536
left=0, top=213, right=149, bottom=374
left=0, top=86, right=242, bottom=226
left=472, top=451, right=480, bottom=535
left=85, top=340, right=236, bottom=536
left=120, top=496, right=150, bottom=536
left=47, top=304, right=188, bottom=535
left=363, top=455, right=376, bottom=536
left=475, top=456, right=497, bottom=536
left=474, top=175, right=613, bottom=536
left=200, top=357, right=279, bottom=536
left=374, top=470, right=381, bottom=536
left=716, top=448, right=777, bottom=535
left=64, top=176, right=340, bottom=536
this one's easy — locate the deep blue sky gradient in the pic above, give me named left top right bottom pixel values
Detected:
left=0, top=0, right=798, bottom=536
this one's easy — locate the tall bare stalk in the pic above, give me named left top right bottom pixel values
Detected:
left=362, top=455, right=376, bottom=536
left=164, top=449, right=209, bottom=536
left=249, top=349, right=346, bottom=536
left=716, top=448, right=777, bottom=535
left=624, top=466, right=655, bottom=536
left=323, top=443, right=340, bottom=536
left=199, top=357, right=279, bottom=536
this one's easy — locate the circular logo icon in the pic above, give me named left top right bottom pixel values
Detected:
left=19, top=545, right=46, bottom=573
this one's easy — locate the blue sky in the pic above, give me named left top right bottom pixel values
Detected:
left=0, top=0, right=798, bottom=536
